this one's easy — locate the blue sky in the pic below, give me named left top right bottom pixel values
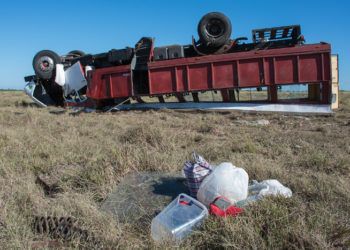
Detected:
left=0, top=0, right=349, bottom=90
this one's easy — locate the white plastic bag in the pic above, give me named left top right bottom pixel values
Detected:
left=249, top=180, right=292, bottom=198
left=197, top=163, right=249, bottom=207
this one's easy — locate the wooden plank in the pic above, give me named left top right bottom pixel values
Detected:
left=331, top=54, right=339, bottom=110
left=331, top=83, right=339, bottom=110
left=331, top=54, right=339, bottom=84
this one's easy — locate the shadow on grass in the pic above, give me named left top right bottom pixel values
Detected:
left=152, top=177, right=189, bottom=200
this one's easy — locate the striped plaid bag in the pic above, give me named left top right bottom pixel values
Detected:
left=183, top=152, right=213, bottom=198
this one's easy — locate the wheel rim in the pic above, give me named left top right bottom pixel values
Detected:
left=38, top=56, right=54, bottom=72
left=205, top=18, right=225, bottom=38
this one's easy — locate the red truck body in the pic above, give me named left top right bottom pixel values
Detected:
left=86, top=43, right=332, bottom=104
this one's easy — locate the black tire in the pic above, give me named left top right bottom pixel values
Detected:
left=198, top=12, right=232, bottom=48
left=32, top=50, right=61, bottom=80
left=68, top=50, right=85, bottom=57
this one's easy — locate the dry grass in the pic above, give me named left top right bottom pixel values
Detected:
left=0, top=90, right=349, bottom=249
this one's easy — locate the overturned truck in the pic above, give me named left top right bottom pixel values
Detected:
left=24, top=12, right=333, bottom=112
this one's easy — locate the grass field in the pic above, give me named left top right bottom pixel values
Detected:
left=0, top=91, right=349, bottom=249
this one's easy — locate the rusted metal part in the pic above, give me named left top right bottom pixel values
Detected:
left=191, top=37, right=206, bottom=57
left=212, top=41, right=235, bottom=55
left=191, top=37, right=235, bottom=56
left=34, top=216, right=76, bottom=240
left=33, top=216, right=97, bottom=244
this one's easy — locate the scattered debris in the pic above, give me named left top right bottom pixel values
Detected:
left=151, top=193, right=208, bottom=243
left=34, top=216, right=76, bottom=240
left=294, top=116, right=311, bottom=121
left=68, top=108, right=84, bottom=116
left=33, top=216, right=97, bottom=244
left=234, top=119, right=270, bottom=126
left=256, top=119, right=271, bottom=126
left=48, top=109, right=66, bottom=115
left=101, top=154, right=293, bottom=244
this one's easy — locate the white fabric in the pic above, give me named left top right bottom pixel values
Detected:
left=55, top=64, right=66, bottom=86
left=197, top=163, right=249, bottom=207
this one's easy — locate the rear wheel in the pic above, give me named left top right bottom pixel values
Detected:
left=32, top=50, right=61, bottom=80
left=198, top=12, right=232, bottom=47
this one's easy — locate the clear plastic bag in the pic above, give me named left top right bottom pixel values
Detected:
left=249, top=180, right=292, bottom=198
left=235, top=180, right=292, bottom=207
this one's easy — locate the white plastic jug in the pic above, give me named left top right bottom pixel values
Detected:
left=151, top=193, right=208, bottom=243
left=197, top=163, right=249, bottom=207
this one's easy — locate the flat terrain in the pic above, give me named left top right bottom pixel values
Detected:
left=0, top=91, right=349, bottom=249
